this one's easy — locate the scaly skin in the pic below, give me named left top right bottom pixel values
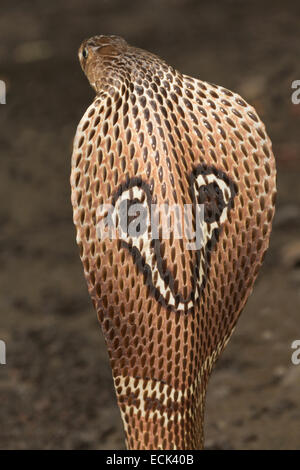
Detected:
left=71, top=35, right=276, bottom=449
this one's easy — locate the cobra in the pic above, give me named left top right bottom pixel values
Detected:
left=71, top=35, right=276, bottom=450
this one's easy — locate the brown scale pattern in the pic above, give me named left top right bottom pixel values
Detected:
left=71, top=35, right=276, bottom=450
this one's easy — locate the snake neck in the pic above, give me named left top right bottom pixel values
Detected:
left=72, top=36, right=276, bottom=451
left=113, top=374, right=207, bottom=450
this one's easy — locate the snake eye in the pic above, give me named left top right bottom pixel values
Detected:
left=82, top=48, right=88, bottom=59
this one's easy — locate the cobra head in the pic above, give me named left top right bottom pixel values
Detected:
left=71, top=35, right=276, bottom=449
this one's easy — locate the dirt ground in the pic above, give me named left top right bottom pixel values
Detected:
left=0, top=0, right=300, bottom=449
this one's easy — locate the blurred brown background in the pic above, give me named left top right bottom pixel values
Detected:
left=0, top=0, right=299, bottom=449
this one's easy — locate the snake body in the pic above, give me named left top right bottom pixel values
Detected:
left=71, top=35, right=276, bottom=449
